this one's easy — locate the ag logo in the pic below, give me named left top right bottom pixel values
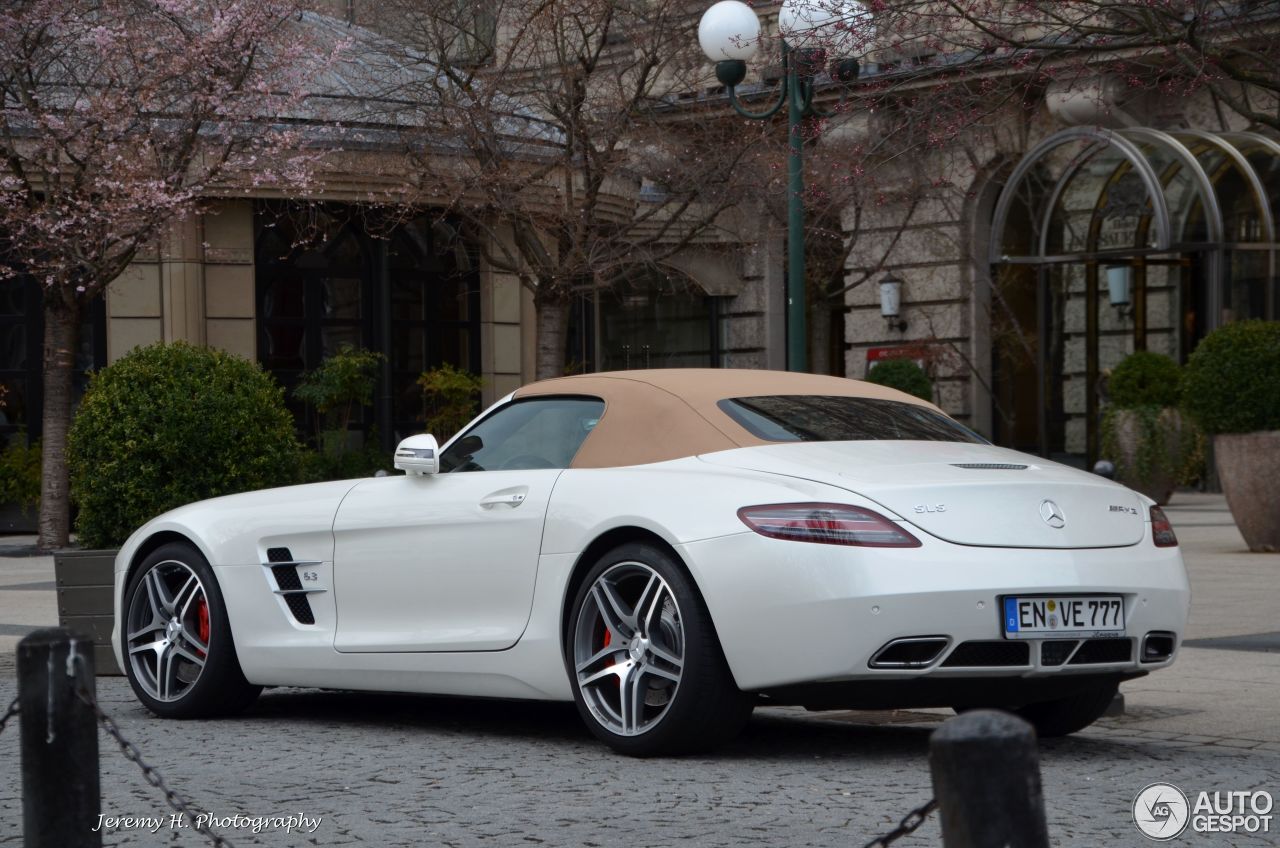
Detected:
left=1133, top=782, right=1189, bottom=840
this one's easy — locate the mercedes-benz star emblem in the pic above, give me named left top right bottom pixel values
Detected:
left=1039, top=499, right=1066, bottom=529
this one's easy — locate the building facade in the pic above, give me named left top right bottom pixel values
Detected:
left=3, top=3, right=1277, bottom=476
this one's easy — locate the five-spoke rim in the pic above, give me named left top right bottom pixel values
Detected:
left=126, top=560, right=210, bottom=702
left=573, top=562, right=685, bottom=737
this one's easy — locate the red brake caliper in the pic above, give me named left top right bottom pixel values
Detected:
left=600, top=625, right=617, bottom=688
left=195, top=597, right=210, bottom=656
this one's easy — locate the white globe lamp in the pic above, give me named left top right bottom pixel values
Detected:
left=698, top=1, right=762, bottom=62
left=778, top=0, right=839, bottom=44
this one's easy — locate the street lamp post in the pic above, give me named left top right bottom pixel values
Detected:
left=698, top=0, right=864, bottom=372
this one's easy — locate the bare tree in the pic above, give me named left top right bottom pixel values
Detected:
left=748, top=0, right=1277, bottom=384
left=0, top=0, right=331, bottom=549
left=364, top=0, right=764, bottom=378
left=908, top=1, right=1280, bottom=132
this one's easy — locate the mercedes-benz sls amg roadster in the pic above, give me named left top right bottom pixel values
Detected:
left=112, top=369, right=1189, bottom=755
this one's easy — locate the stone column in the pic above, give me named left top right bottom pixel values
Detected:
left=159, top=215, right=206, bottom=345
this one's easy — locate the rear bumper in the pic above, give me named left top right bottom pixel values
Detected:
left=677, top=530, right=1190, bottom=692
left=758, top=671, right=1146, bottom=711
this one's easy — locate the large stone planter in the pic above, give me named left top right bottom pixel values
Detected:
left=53, top=548, right=122, bottom=675
left=1105, top=408, right=1192, bottom=505
left=1215, top=431, right=1280, bottom=552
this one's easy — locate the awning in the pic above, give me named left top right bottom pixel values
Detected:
left=990, top=126, right=1280, bottom=264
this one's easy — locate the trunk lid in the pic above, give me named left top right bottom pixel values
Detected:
left=700, top=441, right=1146, bottom=549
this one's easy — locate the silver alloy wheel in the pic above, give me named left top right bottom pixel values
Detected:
left=573, top=561, right=685, bottom=737
left=126, top=560, right=210, bottom=702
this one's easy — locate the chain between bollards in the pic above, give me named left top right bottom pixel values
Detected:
left=65, top=651, right=238, bottom=848
left=0, top=694, right=18, bottom=735
left=861, top=797, right=939, bottom=847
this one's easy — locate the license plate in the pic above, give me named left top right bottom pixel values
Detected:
left=1002, top=595, right=1125, bottom=639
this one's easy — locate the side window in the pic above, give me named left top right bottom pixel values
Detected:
left=439, top=397, right=604, bottom=472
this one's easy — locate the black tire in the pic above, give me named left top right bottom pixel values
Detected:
left=566, top=541, right=752, bottom=756
left=121, top=542, right=261, bottom=718
left=1010, top=679, right=1119, bottom=738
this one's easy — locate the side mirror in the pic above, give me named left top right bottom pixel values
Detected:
left=394, top=434, right=440, bottom=476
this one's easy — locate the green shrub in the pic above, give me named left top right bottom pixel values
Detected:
left=293, top=343, right=383, bottom=437
left=1107, top=351, right=1182, bottom=409
left=418, top=364, right=483, bottom=441
left=1182, top=320, right=1280, bottom=435
left=293, top=344, right=386, bottom=480
left=866, top=358, right=933, bottom=402
left=68, top=341, right=302, bottom=548
left=0, top=436, right=41, bottom=515
left=299, top=435, right=387, bottom=483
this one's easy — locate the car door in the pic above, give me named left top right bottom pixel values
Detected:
left=332, top=395, right=604, bottom=652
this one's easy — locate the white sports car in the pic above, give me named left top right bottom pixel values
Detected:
left=112, top=369, right=1189, bottom=755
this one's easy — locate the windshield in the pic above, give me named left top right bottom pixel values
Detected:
left=718, top=396, right=987, bottom=444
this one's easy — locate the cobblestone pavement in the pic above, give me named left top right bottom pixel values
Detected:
left=1, top=661, right=1277, bottom=848
left=2, top=493, right=1279, bottom=847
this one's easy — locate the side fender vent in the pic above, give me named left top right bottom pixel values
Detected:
left=270, top=565, right=314, bottom=625
left=263, top=554, right=323, bottom=627
left=272, top=565, right=303, bottom=591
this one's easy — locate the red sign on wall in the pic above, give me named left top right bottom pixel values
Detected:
left=864, top=344, right=932, bottom=376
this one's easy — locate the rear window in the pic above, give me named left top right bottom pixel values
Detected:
left=718, top=395, right=987, bottom=444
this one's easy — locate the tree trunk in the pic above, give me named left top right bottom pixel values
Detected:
left=37, top=299, right=82, bottom=551
left=535, top=298, right=570, bottom=380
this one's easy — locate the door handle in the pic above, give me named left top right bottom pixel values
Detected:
left=480, top=488, right=527, bottom=508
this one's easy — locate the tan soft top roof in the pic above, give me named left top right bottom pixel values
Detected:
left=512, top=368, right=941, bottom=469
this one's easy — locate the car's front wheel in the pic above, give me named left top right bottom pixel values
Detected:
left=568, top=542, right=752, bottom=756
left=122, top=541, right=261, bottom=718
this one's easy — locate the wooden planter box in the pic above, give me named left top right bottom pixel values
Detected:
left=53, top=548, right=122, bottom=676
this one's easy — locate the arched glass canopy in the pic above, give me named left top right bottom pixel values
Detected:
left=985, top=127, right=1280, bottom=465
left=991, top=127, right=1279, bottom=319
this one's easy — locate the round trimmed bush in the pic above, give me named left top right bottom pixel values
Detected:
left=1181, top=320, right=1280, bottom=435
left=1107, top=351, right=1181, bottom=409
left=866, top=358, right=933, bottom=401
left=68, top=342, right=302, bottom=548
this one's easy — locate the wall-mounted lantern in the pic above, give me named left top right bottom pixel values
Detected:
left=879, top=274, right=907, bottom=333
left=1105, top=265, right=1133, bottom=320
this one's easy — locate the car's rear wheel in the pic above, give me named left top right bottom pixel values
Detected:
left=1009, top=679, right=1119, bottom=737
left=568, top=542, right=752, bottom=756
left=122, top=542, right=261, bottom=718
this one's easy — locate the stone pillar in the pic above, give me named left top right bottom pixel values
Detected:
left=202, top=201, right=257, bottom=359
left=159, top=215, right=205, bottom=345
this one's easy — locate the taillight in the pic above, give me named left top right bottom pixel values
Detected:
left=737, top=503, right=922, bottom=547
left=1150, top=506, right=1178, bottom=547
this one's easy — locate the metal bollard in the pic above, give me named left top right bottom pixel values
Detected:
left=17, top=628, right=102, bottom=848
left=929, top=709, right=1050, bottom=848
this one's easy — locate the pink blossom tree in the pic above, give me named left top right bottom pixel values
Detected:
left=0, top=0, right=329, bottom=549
